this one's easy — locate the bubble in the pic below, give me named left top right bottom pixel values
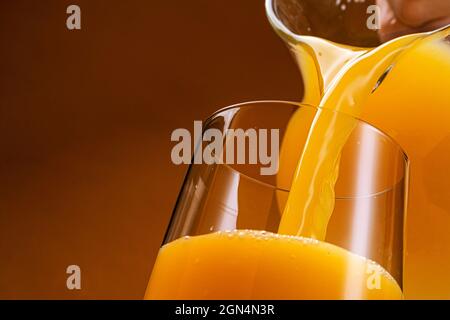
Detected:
left=224, top=230, right=234, bottom=238
left=372, top=65, right=394, bottom=93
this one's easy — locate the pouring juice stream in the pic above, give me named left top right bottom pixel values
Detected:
left=278, top=32, right=422, bottom=237
left=145, top=7, right=449, bottom=297
left=278, top=26, right=450, bottom=297
left=146, top=28, right=449, bottom=299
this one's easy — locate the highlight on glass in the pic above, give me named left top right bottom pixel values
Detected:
left=145, top=101, right=409, bottom=300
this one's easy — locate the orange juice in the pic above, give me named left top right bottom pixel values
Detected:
left=279, top=32, right=421, bottom=237
left=358, top=28, right=450, bottom=298
left=279, top=26, right=450, bottom=298
left=146, top=230, right=402, bottom=300
left=145, top=22, right=448, bottom=300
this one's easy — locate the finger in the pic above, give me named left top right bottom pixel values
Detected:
left=387, top=0, right=450, bottom=28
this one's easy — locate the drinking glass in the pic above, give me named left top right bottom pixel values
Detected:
left=145, top=101, right=408, bottom=300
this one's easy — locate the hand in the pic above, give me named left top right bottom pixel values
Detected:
left=377, top=0, right=450, bottom=42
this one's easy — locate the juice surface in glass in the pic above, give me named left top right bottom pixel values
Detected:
left=146, top=230, right=402, bottom=300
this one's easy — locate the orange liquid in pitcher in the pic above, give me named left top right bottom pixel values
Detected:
left=146, top=230, right=402, bottom=300
left=279, top=26, right=450, bottom=299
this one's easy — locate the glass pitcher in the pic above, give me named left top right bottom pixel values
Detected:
left=265, top=0, right=450, bottom=299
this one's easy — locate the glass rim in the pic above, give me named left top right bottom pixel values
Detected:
left=201, top=100, right=409, bottom=200
left=204, top=99, right=408, bottom=163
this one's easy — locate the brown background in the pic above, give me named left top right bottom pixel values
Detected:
left=0, top=0, right=300, bottom=299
